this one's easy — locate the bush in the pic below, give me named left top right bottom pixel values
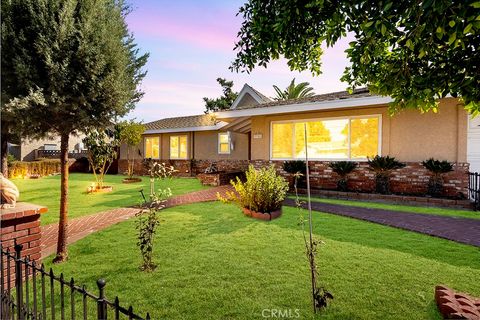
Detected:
left=219, top=165, right=289, bottom=213
left=329, top=161, right=357, bottom=192
left=422, top=158, right=453, bottom=197
left=283, top=160, right=306, bottom=174
left=367, top=155, right=405, bottom=194
left=9, top=159, right=62, bottom=178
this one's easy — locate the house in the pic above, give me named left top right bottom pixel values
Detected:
left=119, top=84, right=479, bottom=198
left=9, top=134, right=87, bottom=161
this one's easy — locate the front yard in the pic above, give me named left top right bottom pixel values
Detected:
left=44, top=201, right=480, bottom=319
left=13, top=173, right=208, bottom=225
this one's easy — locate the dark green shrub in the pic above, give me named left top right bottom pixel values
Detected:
left=283, top=160, right=306, bottom=174
left=422, top=158, right=453, bottom=197
left=329, top=161, right=357, bottom=192
left=367, top=155, right=405, bottom=194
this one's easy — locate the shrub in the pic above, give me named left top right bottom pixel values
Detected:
left=329, top=161, right=357, bottom=192
left=422, top=158, right=453, bottom=197
left=367, top=155, right=405, bottom=194
left=283, top=160, right=306, bottom=174
left=219, top=165, right=288, bottom=213
left=9, top=159, right=61, bottom=178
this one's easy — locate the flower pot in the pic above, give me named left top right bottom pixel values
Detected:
left=122, top=177, right=142, bottom=184
left=242, top=207, right=282, bottom=221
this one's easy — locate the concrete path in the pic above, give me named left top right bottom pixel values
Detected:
left=283, top=199, right=480, bottom=247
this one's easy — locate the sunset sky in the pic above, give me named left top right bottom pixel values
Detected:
left=126, top=0, right=351, bottom=122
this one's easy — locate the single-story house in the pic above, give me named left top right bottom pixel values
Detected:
left=119, top=84, right=480, bottom=197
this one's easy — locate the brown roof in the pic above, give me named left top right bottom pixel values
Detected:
left=145, top=114, right=217, bottom=131
left=235, top=87, right=372, bottom=110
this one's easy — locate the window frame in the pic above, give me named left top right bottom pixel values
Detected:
left=269, top=114, right=382, bottom=161
left=144, top=136, right=160, bottom=159
left=169, top=135, right=188, bottom=160
left=218, top=132, right=231, bottom=155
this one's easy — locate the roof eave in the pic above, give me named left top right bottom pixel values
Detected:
left=144, top=121, right=229, bottom=134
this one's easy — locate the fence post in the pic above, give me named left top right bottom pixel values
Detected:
left=97, top=279, right=107, bottom=320
left=14, top=244, right=23, bottom=320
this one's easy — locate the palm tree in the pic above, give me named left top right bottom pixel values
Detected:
left=273, top=78, right=316, bottom=101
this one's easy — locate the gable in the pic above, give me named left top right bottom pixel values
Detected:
left=235, top=92, right=260, bottom=109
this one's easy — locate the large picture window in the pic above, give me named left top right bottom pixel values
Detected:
left=145, top=137, right=160, bottom=159
left=170, top=135, right=188, bottom=159
left=271, top=116, right=380, bottom=160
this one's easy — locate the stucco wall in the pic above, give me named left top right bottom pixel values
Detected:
left=20, top=134, right=85, bottom=161
left=250, top=98, right=467, bottom=162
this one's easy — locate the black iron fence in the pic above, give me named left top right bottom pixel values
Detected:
left=1, top=244, right=151, bottom=320
left=36, top=150, right=88, bottom=160
left=468, top=172, right=480, bottom=211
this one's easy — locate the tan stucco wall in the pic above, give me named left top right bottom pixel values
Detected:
left=21, top=134, right=86, bottom=161
left=250, top=98, right=468, bottom=162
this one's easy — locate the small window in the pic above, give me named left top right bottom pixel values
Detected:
left=145, top=137, right=160, bottom=159
left=170, top=135, right=188, bottom=159
left=218, top=132, right=231, bottom=154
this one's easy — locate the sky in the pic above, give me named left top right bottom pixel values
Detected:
left=125, top=0, right=351, bottom=122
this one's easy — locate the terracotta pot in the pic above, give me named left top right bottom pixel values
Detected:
left=242, top=207, right=282, bottom=221
left=122, top=177, right=142, bottom=184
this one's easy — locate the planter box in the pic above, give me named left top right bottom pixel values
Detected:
left=242, top=207, right=282, bottom=221
left=197, top=171, right=245, bottom=187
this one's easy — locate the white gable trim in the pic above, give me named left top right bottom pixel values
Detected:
left=216, top=95, right=393, bottom=119
left=231, top=84, right=269, bottom=109
left=144, top=121, right=229, bottom=134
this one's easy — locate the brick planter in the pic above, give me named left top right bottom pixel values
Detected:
left=122, top=177, right=142, bottom=184
left=242, top=207, right=282, bottom=221
left=197, top=171, right=245, bottom=186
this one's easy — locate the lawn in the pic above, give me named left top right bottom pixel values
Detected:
left=13, top=173, right=208, bottom=225
left=43, top=202, right=480, bottom=320
left=292, top=195, right=480, bottom=220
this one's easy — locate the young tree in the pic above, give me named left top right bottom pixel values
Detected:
left=203, top=78, right=238, bottom=113
left=117, top=120, right=145, bottom=179
left=231, top=0, right=480, bottom=115
left=273, top=79, right=316, bottom=101
left=2, top=0, right=148, bottom=262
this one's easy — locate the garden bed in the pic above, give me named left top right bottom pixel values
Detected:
left=122, top=177, right=142, bottom=184
left=242, top=207, right=282, bottom=221
left=197, top=171, right=245, bottom=186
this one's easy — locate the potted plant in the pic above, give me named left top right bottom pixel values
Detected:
left=422, top=158, right=453, bottom=197
left=367, top=155, right=405, bottom=194
left=219, top=165, right=288, bottom=220
left=329, top=161, right=357, bottom=192
left=283, top=160, right=307, bottom=188
left=117, top=120, right=145, bottom=183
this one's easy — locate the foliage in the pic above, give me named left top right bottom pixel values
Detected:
left=219, top=165, right=288, bottom=213
left=422, top=158, right=454, bottom=197
left=83, top=129, right=120, bottom=189
left=117, top=120, right=145, bottom=178
left=368, top=156, right=405, bottom=194
left=273, top=78, right=316, bottom=101
left=6, top=154, right=16, bottom=168
left=203, top=78, right=238, bottom=113
left=329, top=161, right=358, bottom=192
left=231, top=0, right=480, bottom=115
left=143, top=160, right=177, bottom=206
left=283, top=160, right=307, bottom=175
left=9, top=159, right=62, bottom=179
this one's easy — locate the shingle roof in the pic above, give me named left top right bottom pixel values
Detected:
left=145, top=114, right=217, bottom=131
left=235, top=87, right=372, bottom=110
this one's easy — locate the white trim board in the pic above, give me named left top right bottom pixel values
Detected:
left=143, top=121, right=228, bottom=134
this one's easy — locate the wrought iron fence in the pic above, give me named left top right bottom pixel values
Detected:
left=1, top=244, right=151, bottom=320
left=468, top=172, right=480, bottom=211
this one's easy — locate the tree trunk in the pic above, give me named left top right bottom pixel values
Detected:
left=1, top=137, right=8, bottom=177
left=53, top=132, right=69, bottom=263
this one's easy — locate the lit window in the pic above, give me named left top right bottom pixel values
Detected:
left=145, top=137, right=160, bottom=159
left=170, top=135, right=188, bottom=159
left=218, top=132, right=231, bottom=154
left=271, top=116, right=380, bottom=160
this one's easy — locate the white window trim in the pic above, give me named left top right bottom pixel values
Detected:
left=218, top=132, right=231, bottom=155
left=144, top=136, right=160, bottom=159
left=269, top=114, right=382, bottom=161
left=169, top=135, right=188, bottom=160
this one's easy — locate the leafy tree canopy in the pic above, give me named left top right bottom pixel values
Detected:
left=203, top=78, right=238, bottom=113
left=273, top=78, right=316, bottom=100
left=231, top=0, right=480, bottom=115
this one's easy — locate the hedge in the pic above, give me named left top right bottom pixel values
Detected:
left=9, top=159, right=62, bottom=178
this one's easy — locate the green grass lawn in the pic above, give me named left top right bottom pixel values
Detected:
left=13, top=173, right=208, bottom=225
left=292, top=195, right=480, bottom=220
left=43, top=202, right=480, bottom=320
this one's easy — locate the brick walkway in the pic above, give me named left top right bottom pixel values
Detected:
left=284, top=199, right=480, bottom=247
left=41, top=185, right=232, bottom=258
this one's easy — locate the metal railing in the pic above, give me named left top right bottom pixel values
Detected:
left=1, top=244, right=151, bottom=320
left=36, top=150, right=88, bottom=160
left=468, top=172, right=480, bottom=211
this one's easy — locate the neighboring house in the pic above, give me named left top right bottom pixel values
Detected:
left=9, top=134, right=87, bottom=161
left=119, top=84, right=479, bottom=197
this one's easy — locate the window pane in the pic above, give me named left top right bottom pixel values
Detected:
left=295, top=120, right=348, bottom=159
left=145, top=137, right=159, bottom=158
left=179, top=136, right=188, bottom=158
left=170, top=136, right=179, bottom=158
left=272, top=123, right=293, bottom=158
left=350, top=117, right=379, bottom=158
left=220, top=143, right=230, bottom=153
left=219, top=133, right=229, bottom=143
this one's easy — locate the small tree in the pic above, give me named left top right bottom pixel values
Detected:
left=273, top=78, right=315, bottom=101
left=83, top=129, right=120, bottom=190
left=422, top=158, right=453, bottom=197
left=118, top=120, right=145, bottom=179
left=203, top=78, right=238, bottom=113
left=329, top=161, right=358, bottom=192
left=368, top=156, right=405, bottom=194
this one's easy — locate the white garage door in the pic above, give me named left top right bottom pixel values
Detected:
left=468, top=116, right=480, bottom=173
